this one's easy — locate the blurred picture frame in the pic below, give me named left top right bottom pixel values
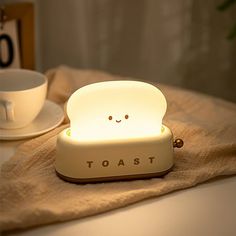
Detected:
left=0, top=3, right=35, bottom=70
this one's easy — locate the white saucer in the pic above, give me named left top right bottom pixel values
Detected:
left=0, top=100, right=65, bottom=140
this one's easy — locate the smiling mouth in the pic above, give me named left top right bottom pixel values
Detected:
left=116, top=120, right=121, bottom=123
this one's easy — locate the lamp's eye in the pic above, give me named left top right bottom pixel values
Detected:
left=108, top=116, right=113, bottom=120
left=125, top=114, right=129, bottom=119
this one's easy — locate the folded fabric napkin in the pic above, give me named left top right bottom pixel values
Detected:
left=1, top=66, right=236, bottom=232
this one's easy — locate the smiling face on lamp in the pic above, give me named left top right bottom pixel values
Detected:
left=108, top=114, right=129, bottom=123
left=67, top=81, right=167, bottom=140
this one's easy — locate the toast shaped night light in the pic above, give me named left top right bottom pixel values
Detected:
left=55, top=81, right=183, bottom=183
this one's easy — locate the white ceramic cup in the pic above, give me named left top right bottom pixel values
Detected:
left=0, top=69, right=47, bottom=129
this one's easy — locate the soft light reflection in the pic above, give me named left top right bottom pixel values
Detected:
left=67, top=81, right=167, bottom=141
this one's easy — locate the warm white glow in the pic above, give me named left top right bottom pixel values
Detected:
left=67, top=81, right=167, bottom=141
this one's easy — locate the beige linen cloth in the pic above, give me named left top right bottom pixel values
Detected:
left=1, top=66, right=236, bottom=232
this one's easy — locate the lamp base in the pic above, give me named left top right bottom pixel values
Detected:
left=55, top=126, right=174, bottom=183
left=56, top=167, right=173, bottom=183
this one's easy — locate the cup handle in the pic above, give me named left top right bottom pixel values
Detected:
left=4, top=101, right=15, bottom=121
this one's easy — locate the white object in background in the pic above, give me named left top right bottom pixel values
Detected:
left=0, top=20, right=21, bottom=68
left=55, top=81, right=178, bottom=183
left=0, top=69, right=47, bottom=129
left=0, top=100, right=64, bottom=140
